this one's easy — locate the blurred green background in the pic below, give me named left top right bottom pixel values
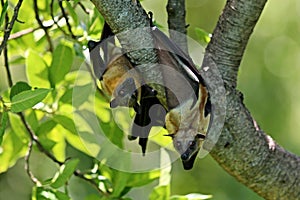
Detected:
left=1, top=0, right=300, bottom=199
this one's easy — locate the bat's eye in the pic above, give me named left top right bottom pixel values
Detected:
left=118, top=89, right=125, bottom=97
left=189, top=141, right=196, bottom=147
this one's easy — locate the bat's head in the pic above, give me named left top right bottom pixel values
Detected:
left=165, top=85, right=210, bottom=170
left=170, top=130, right=205, bottom=170
left=110, top=77, right=139, bottom=109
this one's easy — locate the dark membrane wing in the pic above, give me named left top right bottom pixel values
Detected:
left=88, top=40, right=105, bottom=79
left=149, top=25, right=213, bottom=170
left=131, top=84, right=167, bottom=155
left=150, top=27, right=202, bottom=109
left=87, top=22, right=116, bottom=80
left=151, top=26, right=206, bottom=86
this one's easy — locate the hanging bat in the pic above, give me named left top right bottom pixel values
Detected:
left=88, top=22, right=167, bottom=155
left=147, top=12, right=212, bottom=170
left=88, top=14, right=212, bottom=170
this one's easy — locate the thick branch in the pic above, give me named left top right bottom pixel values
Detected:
left=204, top=0, right=300, bottom=199
left=90, top=0, right=167, bottom=106
left=206, top=0, right=266, bottom=88
left=90, top=0, right=158, bottom=65
left=166, top=0, right=188, bottom=53
left=90, top=0, right=300, bottom=199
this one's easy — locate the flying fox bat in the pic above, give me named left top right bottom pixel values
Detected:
left=88, top=14, right=212, bottom=170
left=88, top=22, right=167, bottom=155
left=147, top=12, right=212, bottom=170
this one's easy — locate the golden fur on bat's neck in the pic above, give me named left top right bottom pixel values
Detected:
left=165, top=83, right=210, bottom=136
left=100, top=53, right=142, bottom=97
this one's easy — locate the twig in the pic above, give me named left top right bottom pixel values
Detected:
left=6, top=27, right=36, bottom=40
left=50, top=0, right=68, bottom=36
left=77, top=2, right=90, bottom=15
left=19, top=112, right=109, bottom=195
left=58, top=0, right=76, bottom=39
left=24, top=139, right=42, bottom=185
left=3, top=44, right=13, bottom=90
left=1, top=0, right=13, bottom=86
left=33, top=0, right=53, bottom=52
left=19, top=113, right=64, bottom=165
left=0, top=0, right=24, bottom=55
left=74, top=170, right=109, bottom=196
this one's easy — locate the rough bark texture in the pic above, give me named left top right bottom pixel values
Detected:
left=90, top=0, right=167, bottom=105
left=206, top=0, right=300, bottom=199
left=90, top=0, right=300, bottom=199
left=166, top=0, right=188, bottom=53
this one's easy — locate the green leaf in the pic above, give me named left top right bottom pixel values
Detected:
left=0, top=111, right=8, bottom=145
left=149, top=185, right=170, bottom=200
left=110, top=169, right=130, bottom=197
left=54, top=190, right=71, bottom=200
left=194, top=28, right=211, bottom=45
left=49, top=44, right=74, bottom=86
left=65, top=1, right=78, bottom=26
left=10, top=81, right=31, bottom=100
left=59, top=87, right=73, bottom=104
left=85, top=194, right=102, bottom=200
left=0, top=113, right=28, bottom=173
left=26, top=50, right=50, bottom=88
left=52, top=115, right=77, bottom=134
left=0, top=0, right=8, bottom=27
left=51, top=159, right=79, bottom=188
left=126, top=170, right=160, bottom=187
left=11, top=88, right=51, bottom=112
left=32, top=186, right=71, bottom=200
left=36, top=119, right=57, bottom=151
left=26, top=110, right=39, bottom=132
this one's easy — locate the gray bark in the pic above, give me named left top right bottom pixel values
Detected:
left=90, top=0, right=300, bottom=199
left=166, top=0, right=188, bottom=53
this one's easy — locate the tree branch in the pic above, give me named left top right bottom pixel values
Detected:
left=90, top=0, right=300, bottom=199
left=206, top=0, right=266, bottom=88
left=166, top=0, right=188, bottom=53
left=0, top=0, right=24, bottom=55
left=58, top=0, right=76, bottom=39
left=204, top=0, right=300, bottom=199
left=90, top=0, right=168, bottom=106
left=1, top=0, right=13, bottom=87
left=33, top=0, right=53, bottom=52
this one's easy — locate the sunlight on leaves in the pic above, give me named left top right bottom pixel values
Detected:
left=0, top=111, right=8, bottom=145
left=26, top=50, right=50, bottom=88
left=194, top=27, right=211, bottom=45
left=49, top=44, right=74, bottom=87
left=9, top=81, right=32, bottom=100
left=51, top=159, right=80, bottom=189
left=11, top=88, right=51, bottom=113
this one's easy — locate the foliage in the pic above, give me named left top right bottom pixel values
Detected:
left=0, top=1, right=210, bottom=199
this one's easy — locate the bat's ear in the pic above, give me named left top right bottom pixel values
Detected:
left=148, top=11, right=154, bottom=27
left=87, top=40, right=98, bottom=51
left=196, top=133, right=206, bottom=140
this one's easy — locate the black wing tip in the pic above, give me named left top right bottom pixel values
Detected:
left=139, top=138, right=148, bottom=156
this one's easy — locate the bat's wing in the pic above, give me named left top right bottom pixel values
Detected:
left=88, top=22, right=167, bottom=155
left=130, top=84, right=167, bottom=155
left=87, top=22, right=116, bottom=80
left=150, top=26, right=206, bottom=110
